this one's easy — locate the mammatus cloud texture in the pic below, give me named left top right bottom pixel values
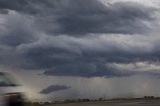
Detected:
left=1, top=0, right=160, bottom=100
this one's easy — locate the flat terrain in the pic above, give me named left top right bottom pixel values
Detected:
left=45, top=100, right=160, bottom=106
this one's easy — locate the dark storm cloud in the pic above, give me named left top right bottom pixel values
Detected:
left=0, top=10, right=37, bottom=47
left=55, top=1, right=155, bottom=34
left=40, top=85, right=70, bottom=94
left=0, top=0, right=155, bottom=35
left=42, top=51, right=160, bottom=77
left=0, top=0, right=159, bottom=77
left=39, top=1, right=155, bottom=35
left=0, top=9, right=9, bottom=14
left=21, top=36, right=160, bottom=77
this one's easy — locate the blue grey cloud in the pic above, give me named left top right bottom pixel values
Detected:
left=0, top=0, right=155, bottom=35
left=40, top=85, right=70, bottom=94
left=0, top=0, right=159, bottom=77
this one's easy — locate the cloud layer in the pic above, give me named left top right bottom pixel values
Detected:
left=40, top=85, right=70, bottom=94
left=0, top=0, right=160, bottom=78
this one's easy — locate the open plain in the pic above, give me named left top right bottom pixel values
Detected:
left=44, top=100, right=160, bottom=106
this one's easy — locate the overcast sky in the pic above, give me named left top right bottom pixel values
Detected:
left=0, top=0, right=160, bottom=101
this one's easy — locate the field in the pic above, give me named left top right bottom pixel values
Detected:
left=47, top=101, right=160, bottom=106
left=30, top=99, right=160, bottom=106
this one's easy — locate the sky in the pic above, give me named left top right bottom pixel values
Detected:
left=0, top=0, right=160, bottom=101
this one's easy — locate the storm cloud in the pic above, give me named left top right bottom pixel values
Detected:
left=40, top=85, right=70, bottom=94
left=0, top=0, right=160, bottom=78
left=0, top=0, right=156, bottom=35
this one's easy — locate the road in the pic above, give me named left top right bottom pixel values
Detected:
left=45, top=100, right=160, bottom=106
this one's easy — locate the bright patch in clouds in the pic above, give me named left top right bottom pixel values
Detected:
left=100, top=0, right=160, bottom=7
left=106, top=62, right=160, bottom=73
